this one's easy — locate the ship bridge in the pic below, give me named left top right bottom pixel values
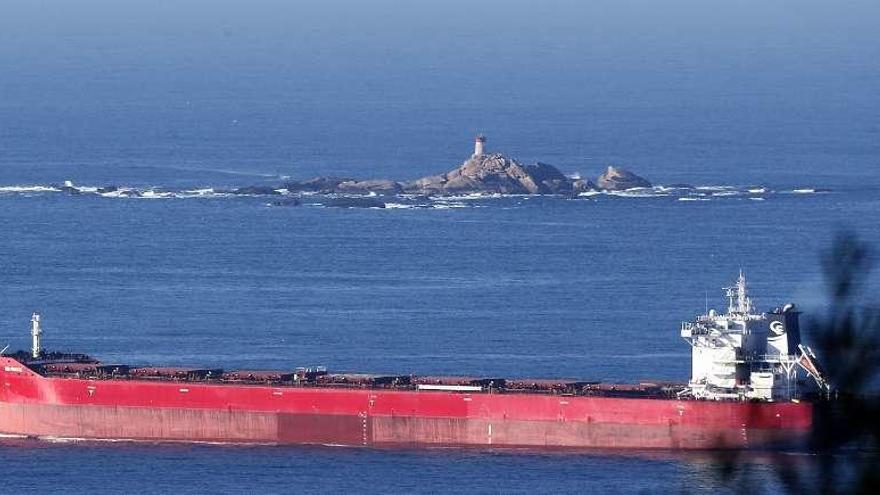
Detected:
left=680, top=273, right=828, bottom=401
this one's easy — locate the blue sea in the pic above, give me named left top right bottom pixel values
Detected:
left=1, top=0, right=878, bottom=493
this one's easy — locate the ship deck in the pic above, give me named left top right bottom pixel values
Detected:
left=11, top=351, right=686, bottom=400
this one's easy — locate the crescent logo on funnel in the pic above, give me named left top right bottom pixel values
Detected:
left=769, top=320, right=785, bottom=336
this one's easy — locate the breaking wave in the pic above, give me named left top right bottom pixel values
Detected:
left=383, top=203, right=419, bottom=209
left=578, top=184, right=831, bottom=202
left=0, top=185, right=61, bottom=193
left=0, top=181, right=831, bottom=208
left=383, top=202, right=469, bottom=209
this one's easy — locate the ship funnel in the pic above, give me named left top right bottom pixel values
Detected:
left=31, top=312, right=42, bottom=359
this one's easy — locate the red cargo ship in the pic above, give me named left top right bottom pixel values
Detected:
left=0, top=275, right=828, bottom=449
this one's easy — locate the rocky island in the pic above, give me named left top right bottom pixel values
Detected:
left=595, top=166, right=653, bottom=191
left=47, top=136, right=655, bottom=208
left=280, top=135, right=651, bottom=198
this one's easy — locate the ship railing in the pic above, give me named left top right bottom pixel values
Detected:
left=746, top=353, right=798, bottom=364
left=681, top=322, right=710, bottom=337
left=33, top=369, right=688, bottom=398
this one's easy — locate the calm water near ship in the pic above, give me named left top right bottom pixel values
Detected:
left=1, top=0, right=879, bottom=493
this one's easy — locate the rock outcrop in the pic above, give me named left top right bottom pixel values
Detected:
left=336, top=179, right=403, bottom=195
left=283, top=177, right=355, bottom=194
left=269, top=198, right=301, bottom=207
left=35, top=156, right=653, bottom=202
left=284, top=177, right=403, bottom=195
left=596, top=166, right=652, bottom=191
left=572, top=179, right=598, bottom=194
left=404, top=154, right=572, bottom=195
left=47, top=135, right=656, bottom=200
left=278, top=155, right=650, bottom=197
left=54, top=180, right=81, bottom=195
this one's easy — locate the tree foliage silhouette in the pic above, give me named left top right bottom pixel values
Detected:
left=717, top=232, right=880, bottom=494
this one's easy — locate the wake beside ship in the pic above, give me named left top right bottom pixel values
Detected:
left=0, top=274, right=828, bottom=449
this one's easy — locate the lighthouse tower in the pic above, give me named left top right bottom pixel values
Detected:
left=474, top=134, right=486, bottom=157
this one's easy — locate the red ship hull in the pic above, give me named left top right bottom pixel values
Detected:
left=0, top=357, right=811, bottom=449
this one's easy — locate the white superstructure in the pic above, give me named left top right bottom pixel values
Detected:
left=680, top=273, right=828, bottom=401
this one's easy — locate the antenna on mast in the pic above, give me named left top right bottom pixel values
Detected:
left=724, top=270, right=753, bottom=314
left=704, top=291, right=708, bottom=315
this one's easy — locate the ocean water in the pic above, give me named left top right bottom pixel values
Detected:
left=1, top=0, right=879, bottom=493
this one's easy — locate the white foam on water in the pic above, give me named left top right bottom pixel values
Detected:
left=608, top=190, right=668, bottom=198
left=98, top=189, right=130, bottom=198
left=434, top=193, right=505, bottom=201
left=0, top=185, right=60, bottom=193
left=180, top=188, right=238, bottom=199
left=0, top=181, right=829, bottom=207
left=183, top=187, right=216, bottom=195
left=695, top=185, right=735, bottom=191
left=139, top=190, right=175, bottom=199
